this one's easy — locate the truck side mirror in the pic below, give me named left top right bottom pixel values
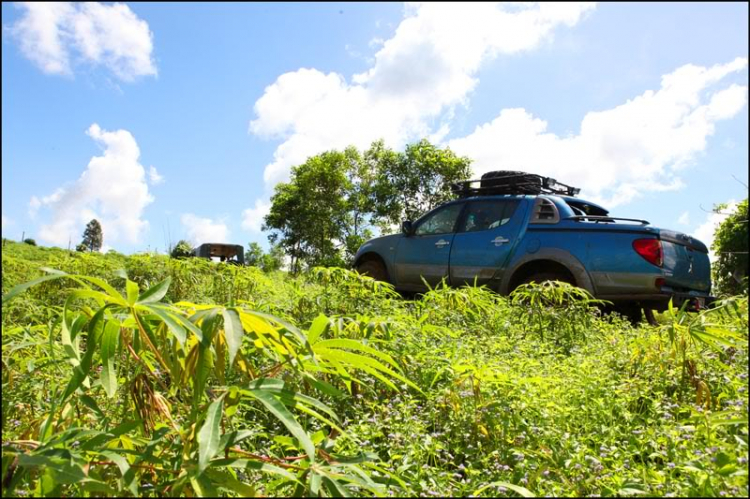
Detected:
left=402, top=220, right=413, bottom=236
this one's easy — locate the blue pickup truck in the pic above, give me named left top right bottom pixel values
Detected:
left=353, top=172, right=714, bottom=322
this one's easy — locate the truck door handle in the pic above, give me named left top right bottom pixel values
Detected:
left=492, top=236, right=510, bottom=246
left=435, top=239, right=450, bottom=248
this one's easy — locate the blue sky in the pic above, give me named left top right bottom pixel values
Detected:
left=2, top=2, right=748, bottom=255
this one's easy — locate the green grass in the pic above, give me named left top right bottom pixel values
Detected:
left=2, top=240, right=748, bottom=497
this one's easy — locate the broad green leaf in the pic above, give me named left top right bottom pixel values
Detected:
left=222, top=308, right=243, bottom=369
left=100, top=320, right=120, bottom=398
left=17, top=455, right=86, bottom=485
left=2, top=273, right=67, bottom=304
left=143, top=305, right=187, bottom=346
left=473, top=481, right=535, bottom=497
left=97, top=450, right=137, bottom=495
left=217, top=430, right=255, bottom=452
left=307, top=314, right=330, bottom=344
left=310, top=471, right=322, bottom=496
left=205, top=469, right=256, bottom=497
left=212, top=458, right=301, bottom=484
left=194, top=344, right=215, bottom=407
left=302, top=372, right=346, bottom=398
left=137, top=277, right=172, bottom=304
left=313, top=348, right=420, bottom=392
left=59, top=304, right=113, bottom=403
left=321, top=474, right=350, bottom=497
left=73, top=274, right=128, bottom=307
left=245, top=378, right=341, bottom=422
left=198, top=395, right=225, bottom=472
left=245, top=386, right=316, bottom=462
left=314, top=338, right=401, bottom=369
left=191, top=473, right=219, bottom=497
left=79, top=395, right=105, bottom=419
left=126, top=280, right=139, bottom=305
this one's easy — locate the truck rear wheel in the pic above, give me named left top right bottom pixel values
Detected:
left=519, top=271, right=574, bottom=287
left=356, top=259, right=388, bottom=283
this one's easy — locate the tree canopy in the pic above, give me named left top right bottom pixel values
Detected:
left=712, top=198, right=748, bottom=296
left=170, top=239, right=194, bottom=259
left=80, top=219, right=103, bottom=253
left=263, top=140, right=471, bottom=272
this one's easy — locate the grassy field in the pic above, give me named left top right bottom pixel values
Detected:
left=2, top=240, right=748, bottom=497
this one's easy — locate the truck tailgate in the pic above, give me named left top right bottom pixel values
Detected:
left=660, top=230, right=711, bottom=292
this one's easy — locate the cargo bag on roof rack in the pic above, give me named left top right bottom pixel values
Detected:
left=480, top=171, right=544, bottom=193
left=450, top=171, right=580, bottom=198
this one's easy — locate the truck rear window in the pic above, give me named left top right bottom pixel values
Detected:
left=565, top=200, right=609, bottom=217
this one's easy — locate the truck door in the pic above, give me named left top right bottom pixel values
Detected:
left=449, top=199, right=527, bottom=287
left=393, top=202, right=465, bottom=290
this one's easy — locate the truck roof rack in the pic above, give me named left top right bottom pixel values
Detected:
left=451, top=171, right=581, bottom=198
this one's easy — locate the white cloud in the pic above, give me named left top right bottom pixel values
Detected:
left=148, top=166, right=164, bottom=185
left=448, top=58, right=749, bottom=207
left=1, top=215, right=12, bottom=231
left=249, top=2, right=596, bottom=188
left=694, top=201, right=738, bottom=261
left=677, top=211, right=690, bottom=226
left=28, top=196, right=42, bottom=219
left=181, top=214, right=229, bottom=245
left=241, top=199, right=271, bottom=233
left=34, top=123, right=154, bottom=247
left=9, top=2, right=157, bottom=81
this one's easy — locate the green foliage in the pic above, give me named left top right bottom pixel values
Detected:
left=370, top=139, right=472, bottom=227
left=80, top=219, right=104, bottom=253
left=22, top=238, right=36, bottom=246
left=264, top=148, right=360, bottom=272
left=246, top=242, right=285, bottom=272
left=712, top=199, right=748, bottom=296
left=2, top=242, right=748, bottom=497
left=245, top=242, right=264, bottom=267
left=510, top=281, right=609, bottom=353
left=170, top=239, right=194, bottom=259
left=264, top=140, right=471, bottom=272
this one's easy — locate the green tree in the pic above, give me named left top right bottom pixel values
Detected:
left=261, top=243, right=285, bottom=272
left=80, top=219, right=103, bottom=253
left=171, top=239, right=194, bottom=259
left=370, top=139, right=472, bottom=228
left=245, top=242, right=264, bottom=267
left=264, top=149, right=362, bottom=272
left=712, top=198, right=748, bottom=296
left=263, top=139, right=472, bottom=271
left=22, top=238, right=36, bottom=246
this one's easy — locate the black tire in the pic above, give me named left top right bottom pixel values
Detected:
left=356, top=259, right=388, bottom=282
left=644, top=308, right=658, bottom=326
left=519, top=271, right=573, bottom=287
left=614, top=304, right=644, bottom=326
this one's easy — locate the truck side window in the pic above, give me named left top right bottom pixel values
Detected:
left=460, top=200, right=519, bottom=233
left=415, top=204, right=463, bottom=236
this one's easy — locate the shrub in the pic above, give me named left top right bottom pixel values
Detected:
left=170, top=239, right=194, bottom=259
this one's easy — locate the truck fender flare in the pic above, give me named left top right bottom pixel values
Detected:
left=500, top=248, right=596, bottom=295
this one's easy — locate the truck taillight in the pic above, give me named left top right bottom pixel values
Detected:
left=633, top=238, right=663, bottom=267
